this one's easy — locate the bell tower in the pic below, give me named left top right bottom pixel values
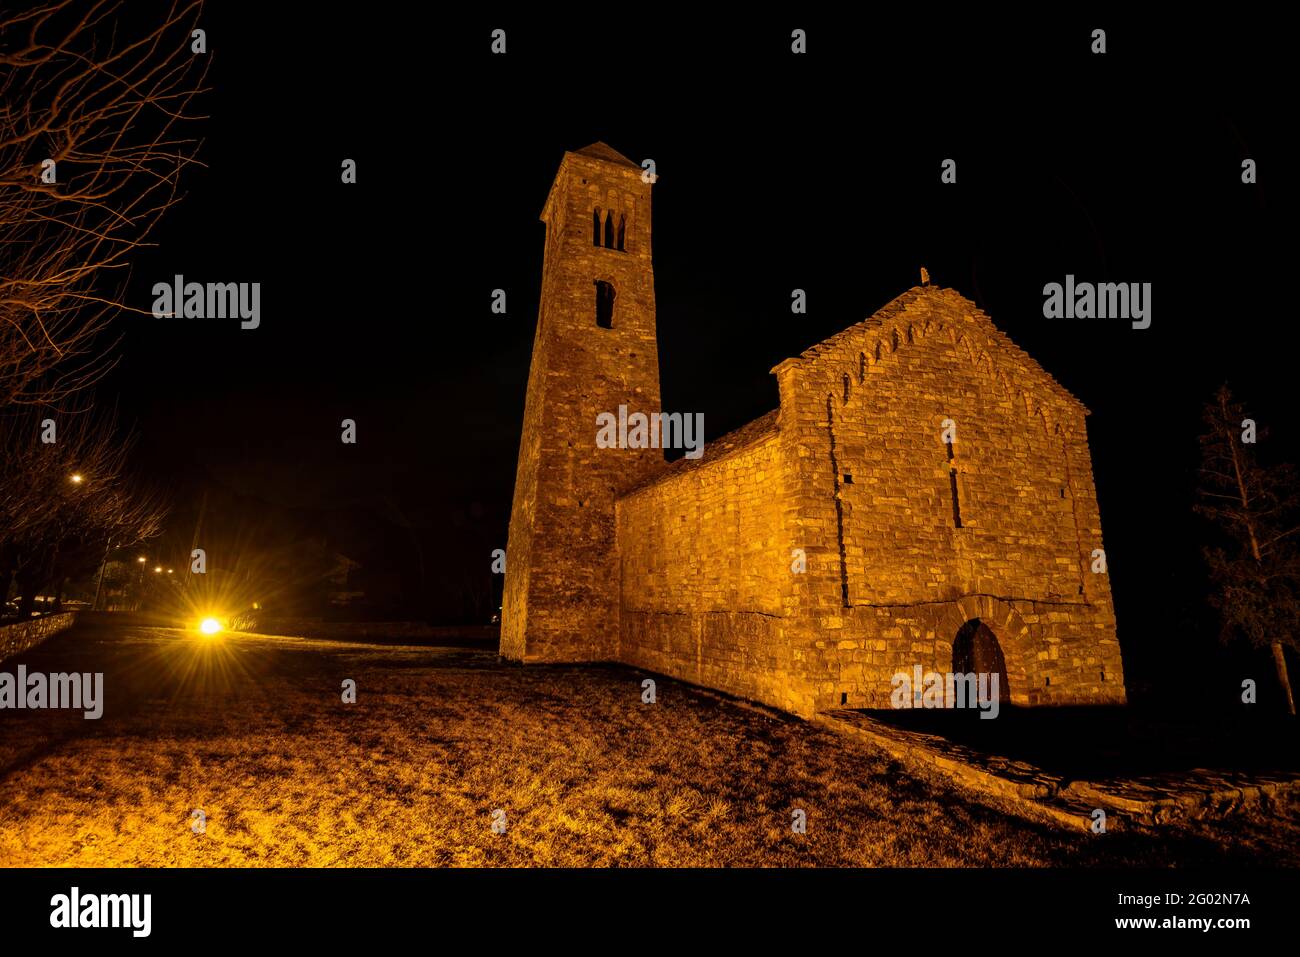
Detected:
left=501, top=142, right=663, bottom=662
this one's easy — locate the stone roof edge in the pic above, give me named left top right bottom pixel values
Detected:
left=618, top=409, right=781, bottom=500
left=793, top=285, right=1090, bottom=416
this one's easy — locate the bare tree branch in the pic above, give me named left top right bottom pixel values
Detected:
left=0, top=0, right=208, bottom=408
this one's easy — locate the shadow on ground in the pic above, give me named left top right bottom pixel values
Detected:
left=865, top=705, right=1299, bottom=781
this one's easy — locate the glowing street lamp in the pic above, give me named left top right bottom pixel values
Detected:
left=154, top=566, right=162, bottom=574
left=198, top=617, right=222, bottom=636
left=137, top=556, right=147, bottom=563
left=69, top=473, right=84, bottom=485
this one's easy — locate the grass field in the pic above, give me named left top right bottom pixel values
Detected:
left=1, top=622, right=1297, bottom=867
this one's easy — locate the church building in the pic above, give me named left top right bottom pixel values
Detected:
left=502, top=142, right=1125, bottom=718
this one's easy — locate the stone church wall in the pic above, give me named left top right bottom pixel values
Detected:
left=616, top=431, right=814, bottom=715
left=769, top=288, right=1125, bottom=712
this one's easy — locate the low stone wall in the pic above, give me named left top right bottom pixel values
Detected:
left=0, top=612, right=78, bottom=663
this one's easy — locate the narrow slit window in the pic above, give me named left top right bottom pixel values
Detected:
left=604, top=211, right=615, bottom=248
left=617, top=215, right=626, bottom=251
left=826, top=395, right=851, bottom=608
left=594, top=280, right=616, bottom=328
left=946, top=437, right=963, bottom=528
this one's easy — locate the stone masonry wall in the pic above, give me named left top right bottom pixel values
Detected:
left=502, top=145, right=664, bottom=663
left=616, top=429, right=814, bottom=715
left=771, top=286, right=1124, bottom=712
left=0, top=613, right=78, bottom=664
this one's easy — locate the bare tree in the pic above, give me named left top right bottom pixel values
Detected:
left=1195, top=384, right=1300, bottom=715
left=0, top=412, right=166, bottom=617
left=0, top=0, right=208, bottom=408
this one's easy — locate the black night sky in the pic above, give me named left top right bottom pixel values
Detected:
left=98, top=10, right=1289, bottom=701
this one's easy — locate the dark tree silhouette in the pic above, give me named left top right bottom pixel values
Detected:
left=0, top=414, right=166, bottom=617
left=1195, top=384, right=1299, bottom=714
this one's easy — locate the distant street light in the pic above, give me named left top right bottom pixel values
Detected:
left=166, top=569, right=173, bottom=574
left=69, top=473, right=84, bottom=485
left=137, top=556, right=147, bottom=563
left=154, top=566, right=162, bottom=573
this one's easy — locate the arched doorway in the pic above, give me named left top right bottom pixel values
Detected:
left=952, top=618, right=1009, bottom=706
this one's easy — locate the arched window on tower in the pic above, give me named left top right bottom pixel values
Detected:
left=843, top=373, right=851, bottom=404
left=604, top=211, right=615, bottom=249
left=594, top=280, right=616, bottom=328
left=593, top=208, right=602, bottom=246
left=617, top=214, right=626, bottom=251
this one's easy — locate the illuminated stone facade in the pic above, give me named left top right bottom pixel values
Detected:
left=504, top=143, right=1125, bottom=718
